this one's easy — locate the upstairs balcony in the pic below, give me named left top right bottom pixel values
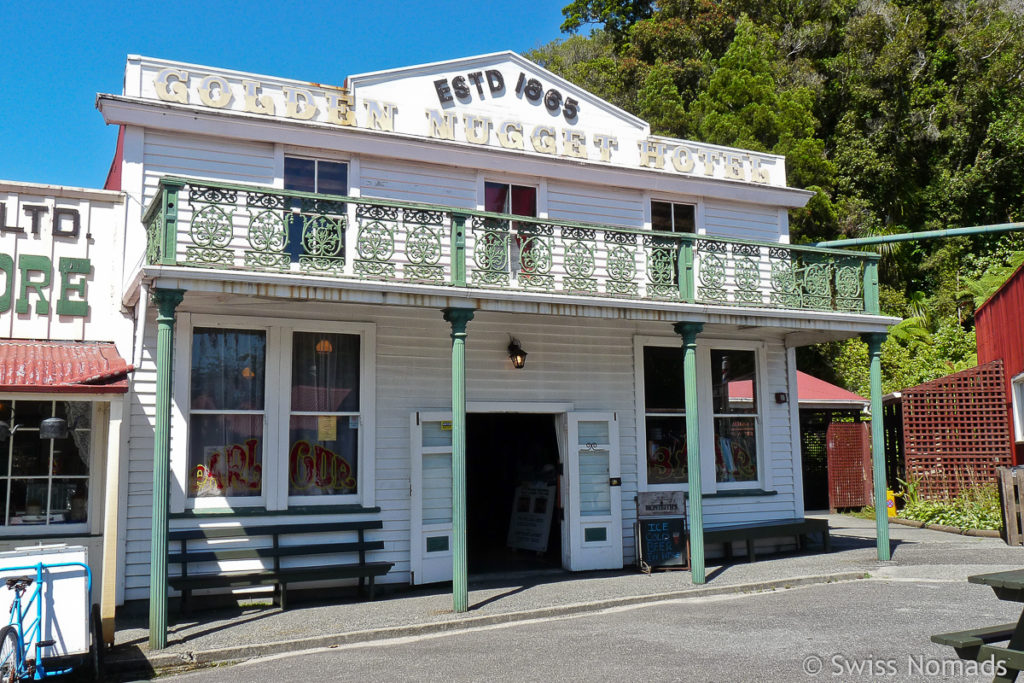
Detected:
left=141, top=177, right=880, bottom=316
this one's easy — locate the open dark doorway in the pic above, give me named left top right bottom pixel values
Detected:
left=467, top=413, right=562, bottom=574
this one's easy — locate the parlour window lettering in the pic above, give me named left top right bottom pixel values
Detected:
left=0, top=400, right=92, bottom=529
left=710, top=349, right=760, bottom=483
left=184, top=319, right=372, bottom=507
left=643, top=346, right=688, bottom=486
left=288, top=332, right=360, bottom=497
left=188, top=329, right=266, bottom=498
left=651, top=201, right=695, bottom=234
left=283, top=157, right=348, bottom=261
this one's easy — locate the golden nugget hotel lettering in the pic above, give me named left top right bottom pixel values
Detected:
left=154, top=68, right=358, bottom=126
left=151, top=67, right=775, bottom=184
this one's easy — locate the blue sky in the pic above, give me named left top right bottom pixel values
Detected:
left=0, top=1, right=570, bottom=189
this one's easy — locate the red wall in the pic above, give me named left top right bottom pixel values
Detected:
left=976, top=264, right=1024, bottom=463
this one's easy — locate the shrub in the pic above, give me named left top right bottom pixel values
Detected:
left=898, top=482, right=1002, bottom=531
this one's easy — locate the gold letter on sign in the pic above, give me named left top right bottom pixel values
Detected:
left=283, top=87, right=318, bottom=120
left=592, top=134, right=618, bottom=162
left=364, top=100, right=397, bottom=131
left=325, top=91, right=356, bottom=126
left=242, top=80, right=275, bottom=115
left=463, top=115, right=492, bottom=144
left=638, top=140, right=666, bottom=169
left=425, top=110, right=456, bottom=140
left=530, top=126, right=557, bottom=155
left=497, top=121, right=524, bottom=150
left=671, top=146, right=695, bottom=173
left=154, top=68, right=189, bottom=104
left=562, top=130, right=587, bottom=159
left=197, top=75, right=233, bottom=109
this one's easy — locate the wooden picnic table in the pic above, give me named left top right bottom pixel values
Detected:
left=932, top=569, right=1024, bottom=682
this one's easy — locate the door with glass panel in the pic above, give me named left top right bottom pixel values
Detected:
left=410, top=412, right=454, bottom=585
left=563, top=412, right=622, bottom=571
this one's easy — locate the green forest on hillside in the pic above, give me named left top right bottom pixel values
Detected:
left=528, top=0, right=1024, bottom=395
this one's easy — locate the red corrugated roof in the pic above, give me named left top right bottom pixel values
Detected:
left=727, top=371, right=867, bottom=404
left=0, top=340, right=132, bottom=394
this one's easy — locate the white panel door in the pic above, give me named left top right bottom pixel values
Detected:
left=564, top=412, right=623, bottom=571
left=410, top=412, right=454, bottom=585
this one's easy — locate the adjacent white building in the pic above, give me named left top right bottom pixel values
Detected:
left=0, top=180, right=133, bottom=641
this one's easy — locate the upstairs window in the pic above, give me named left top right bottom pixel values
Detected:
left=484, top=182, right=537, bottom=276
left=485, top=182, right=536, bottom=217
left=651, top=201, right=695, bottom=234
left=284, top=158, right=348, bottom=261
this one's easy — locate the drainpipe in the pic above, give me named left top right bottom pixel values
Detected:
left=813, top=222, right=1024, bottom=249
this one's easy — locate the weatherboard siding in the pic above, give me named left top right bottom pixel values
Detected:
left=122, top=302, right=798, bottom=599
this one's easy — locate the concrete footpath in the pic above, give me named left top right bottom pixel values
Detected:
left=108, top=514, right=1024, bottom=679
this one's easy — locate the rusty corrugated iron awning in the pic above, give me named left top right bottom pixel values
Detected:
left=0, top=340, right=133, bottom=394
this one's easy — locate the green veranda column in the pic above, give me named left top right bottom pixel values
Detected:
left=443, top=307, right=474, bottom=613
left=863, top=332, right=891, bottom=561
left=149, top=288, right=184, bottom=650
left=673, top=322, right=705, bottom=583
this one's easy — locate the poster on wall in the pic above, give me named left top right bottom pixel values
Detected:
left=507, top=483, right=556, bottom=552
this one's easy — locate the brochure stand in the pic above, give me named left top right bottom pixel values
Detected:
left=635, top=492, right=690, bottom=573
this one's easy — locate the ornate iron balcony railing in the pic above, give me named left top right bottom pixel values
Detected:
left=141, top=177, right=880, bottom=314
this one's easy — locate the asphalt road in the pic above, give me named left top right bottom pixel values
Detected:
left=160, top=577, right=1022, bottom=682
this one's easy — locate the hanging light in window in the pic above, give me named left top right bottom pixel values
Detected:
left=507, top=338, right=528, bottom=369
left=0, top=419, right=68, bottom=441
left=241, top=367, right=256, bottom=380
left=316, top=338, right=334, bottom=354
left=39, top=417, right=68, bottom=440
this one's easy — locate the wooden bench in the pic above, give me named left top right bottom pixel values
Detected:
left=931, top=623, right=1019, bottom=660
left=168, top=520, right=394, bottom=612
left=703, top=518, right=830, bottom=562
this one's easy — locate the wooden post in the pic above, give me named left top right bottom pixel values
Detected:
left=149, top=288, right=184, bottom=650
left=674, top=322, right=704, bottom=583
left=999, top=468, right=1020, bottom=546
left=443, top=307, right=474, bottom=613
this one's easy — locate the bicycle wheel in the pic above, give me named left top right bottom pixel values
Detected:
left=0, top=625, right=21, bottom=682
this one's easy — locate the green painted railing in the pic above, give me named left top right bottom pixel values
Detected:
left=141, top=177, right=881, bottom=314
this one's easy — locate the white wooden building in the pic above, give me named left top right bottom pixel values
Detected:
left=0, top=180, right=134, bottom=641
left=94, top=52, right=894, bottom=644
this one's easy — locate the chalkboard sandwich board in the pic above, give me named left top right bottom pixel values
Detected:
left=637, top=517, right=689, bottom=571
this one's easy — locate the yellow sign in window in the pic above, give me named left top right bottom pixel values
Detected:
left=317, top=415, right=337, bottom=441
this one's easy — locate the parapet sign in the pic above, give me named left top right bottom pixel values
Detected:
left=637, top=491, right=686, bottom=518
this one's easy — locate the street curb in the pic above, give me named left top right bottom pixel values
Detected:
left=889, top=516, right=1002, bottom=538
left=109, top=571, right=868, bottom=676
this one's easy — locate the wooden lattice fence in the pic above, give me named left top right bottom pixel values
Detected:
left=901, top=360, right=1012, bottom=499
left=826, top=422, right=872, bottom=509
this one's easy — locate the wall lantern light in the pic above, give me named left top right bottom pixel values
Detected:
left=774, top=392, right=788, bottom=404
left=508, top=338, right=528, bottom=369
left=0, top=418, right=68, bottom=442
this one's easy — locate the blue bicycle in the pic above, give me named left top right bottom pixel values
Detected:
left=0, top=562, right=102, bottom=682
